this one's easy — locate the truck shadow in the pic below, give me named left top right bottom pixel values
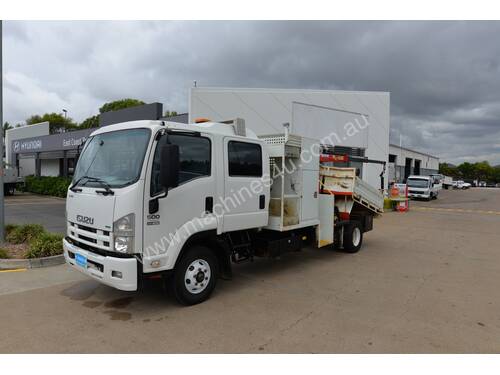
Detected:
left=60, top=247, right=356, bottom=321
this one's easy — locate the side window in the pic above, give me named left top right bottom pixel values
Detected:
left=228, top=141, right=262, bottom=177
left=151, top=134, right=211, bottom=196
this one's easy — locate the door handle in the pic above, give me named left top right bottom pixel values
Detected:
left=259, top=195, right=265, bottom=209
left=205, top=197, right=214, bottom=213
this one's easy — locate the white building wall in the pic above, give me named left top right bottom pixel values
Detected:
left=40, top=159, right=60, bottom=177
left=190, top=87, right=390, bottom=189
left=389, top=145, right=439, bottom=171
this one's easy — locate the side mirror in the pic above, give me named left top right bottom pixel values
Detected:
left=159, top=144, right=180, bottom=192
left=149, top=144, right=180, bottom=215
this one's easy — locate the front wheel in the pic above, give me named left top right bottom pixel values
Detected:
left=343, top=221, right=363, bottom=253
left=169, top=245, right=219, bottom=306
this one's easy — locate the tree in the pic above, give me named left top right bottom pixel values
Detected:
left=474, top=161, right=493, bottom=182
left=99, top=98, right=145, bottom=114
left=456, top=162, right=475, bottom=180
left=439, top=162, right=458, bottom=177
left=26, top=113, right=77, bottom=134
left=79, top=115, right=99, bottom=129
left=164, top=110, right=178, bottom=118
left=3, top=122, right=13, bottom=137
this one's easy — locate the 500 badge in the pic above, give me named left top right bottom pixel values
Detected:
left=146, top=214, right=160, bottom=226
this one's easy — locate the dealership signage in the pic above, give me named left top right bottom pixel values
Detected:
left=13, top=139, right=43, bottom=153
left=11, top=128, right=94, bottom=155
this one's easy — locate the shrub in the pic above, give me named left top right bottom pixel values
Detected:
left=6, top=224, right=45, bottom=244
left=23, top=175, right=72, bottom=198
left=5, top=223, right=19, bottom=236
left=0, top=248, right=8, bottom=259
left=26, top=233, right=64, bottom=259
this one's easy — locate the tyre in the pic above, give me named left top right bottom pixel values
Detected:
left=169, top=245, right=218, bottom=306
left=342, top=221, right=363, bottom=253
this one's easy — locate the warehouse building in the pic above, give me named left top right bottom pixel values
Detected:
left=189, top=87, right=390, bottom=190
left=388, top=143, right=439, bottom=183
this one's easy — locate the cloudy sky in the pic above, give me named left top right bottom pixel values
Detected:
left=4, top=21, right=500, bottom=164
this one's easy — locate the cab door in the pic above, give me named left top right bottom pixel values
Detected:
left=222, top=138, right=269, bottom=232
left=142, top=131, right=217, bottom=271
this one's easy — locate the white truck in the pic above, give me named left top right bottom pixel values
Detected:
left=441, top=175, right=453, bottom=190
left=3, top=163, right=22, bottom=195
left=407, top=175, right=440, bottom=200
left=63, top=119, right=383, bottom=305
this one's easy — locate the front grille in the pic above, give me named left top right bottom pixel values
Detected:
left=79, top=234, right=97, bottom=244
left=67, top=237, right=133, bottom=259
left=68, top=221, right=112, bottom=251
left=76, top=224, right=97, bottom=233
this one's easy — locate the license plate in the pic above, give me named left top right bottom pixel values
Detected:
left=75, top=253, right=87, bottom=268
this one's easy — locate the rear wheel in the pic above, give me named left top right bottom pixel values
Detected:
left=343, top=221, right=363, bottom=253
left=169, top=245, right=218, bottom=305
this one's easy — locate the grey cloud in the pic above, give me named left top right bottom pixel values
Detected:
left=3, top=20, right=500, bottom=164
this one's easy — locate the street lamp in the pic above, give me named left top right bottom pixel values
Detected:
left=62, top=109, right=68, bottom=118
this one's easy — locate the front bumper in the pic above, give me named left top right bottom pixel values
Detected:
left=408, top=191, right=430, bottom=199
left=63, top=238, right=138, bottom=291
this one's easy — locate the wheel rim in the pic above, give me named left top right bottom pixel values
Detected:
left=184, top=259, right=211, bottom=294
left=352, top=227, right=361, bottom=247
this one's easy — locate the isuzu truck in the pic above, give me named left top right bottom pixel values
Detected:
left=64, top=118, right=383, bottom=305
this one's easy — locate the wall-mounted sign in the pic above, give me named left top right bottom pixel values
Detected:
left=11, top=128, right=94, bottom=155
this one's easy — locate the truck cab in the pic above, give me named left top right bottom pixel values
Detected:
left=64, top=119, right=270, bottom=304
left=407, top=175, right=439, bottom=200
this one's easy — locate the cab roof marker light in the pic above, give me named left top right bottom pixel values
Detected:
left=195, top=118, right=211, bottom=123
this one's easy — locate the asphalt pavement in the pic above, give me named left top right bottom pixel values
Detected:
left=1, top=188, right=500, bottom=353
left=5, top=193, right=66, bottom=233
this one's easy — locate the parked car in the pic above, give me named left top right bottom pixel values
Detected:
left=453, top=180, right=470, bottom=189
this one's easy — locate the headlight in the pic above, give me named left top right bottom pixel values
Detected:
left=114, top=236, right=134, bottom=254
left=113, top=213, right=135, bottom=253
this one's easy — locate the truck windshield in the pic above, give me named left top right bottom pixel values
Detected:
left=73, top=128, right=151, bottom=188
left=407, top=178, right=429, bottom=188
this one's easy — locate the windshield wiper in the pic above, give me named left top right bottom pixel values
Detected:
left=82, top=176, right=115, bottom=195
left=69, top=175, right=92, bottom=192
left=70, top=175, right=114, bottom=195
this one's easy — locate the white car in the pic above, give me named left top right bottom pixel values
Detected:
left=453, top=180, right=470, bottom=189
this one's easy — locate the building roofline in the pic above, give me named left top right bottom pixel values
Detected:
left=390, top=143, right=439, bottom=160
left=192, top=86, right=390, bottom=95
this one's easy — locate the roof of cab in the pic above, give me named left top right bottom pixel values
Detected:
left=89, top=120, right=259, bottom=140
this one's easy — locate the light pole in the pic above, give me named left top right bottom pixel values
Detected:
left=0, top=20, right=5, bottom=243
left=62, top=109, right=67, bottom=118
